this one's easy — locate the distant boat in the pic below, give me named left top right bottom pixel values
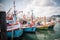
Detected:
left=54, top=17, right=60, bottom=32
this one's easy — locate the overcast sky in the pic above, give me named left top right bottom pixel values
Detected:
left=0, top=0, right=60, bottom=17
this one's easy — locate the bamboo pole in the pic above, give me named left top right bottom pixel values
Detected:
left=44, top=16, right=46, bottom=25
left=44, top=16, right=47, bottom=27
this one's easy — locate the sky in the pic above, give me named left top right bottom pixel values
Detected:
left=0, top=0, right=60, bottom=17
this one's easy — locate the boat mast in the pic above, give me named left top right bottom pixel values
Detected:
left=13, top=0, right=17, bottom=24
left=31, top=10, right=33, bottom=23
left=13, top=0, right=15, bottom=12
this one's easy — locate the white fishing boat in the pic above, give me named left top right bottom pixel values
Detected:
left=6, top=0, right=23, bottom=38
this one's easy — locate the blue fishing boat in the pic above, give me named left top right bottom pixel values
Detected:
left=6, top=0, right=23, bottom=38
left=23, top=27, right=36, bottom=32
left=6, top=20, right=23, bottom=38
left=23, top=10, right=36, bottom=32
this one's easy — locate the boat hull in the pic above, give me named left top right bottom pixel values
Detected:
left=7, top=29, right=23, bottom=38
left=23, top=27, right=36, bottom=32
left=36, top=25, right=54, bottom=30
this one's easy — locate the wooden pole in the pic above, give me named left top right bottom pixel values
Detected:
left=44, top=16, right=46, bottom=26
left=11, top=29, right=13, bottom=40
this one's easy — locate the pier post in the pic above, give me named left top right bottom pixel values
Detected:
left=0, top=11, right=7, bottom=40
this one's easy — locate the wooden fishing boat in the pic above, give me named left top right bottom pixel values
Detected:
left=36, top=16, right=55, bottom=30
left=6, top=0, right=23, bottom=38
left=23, top=21, right=36, bottom=32
left=6, top=19, right=23, bottom=38
left=22, top=10, right=36, bottom=32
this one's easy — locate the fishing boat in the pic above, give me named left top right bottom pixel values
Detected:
left=6, top=15, right=23, bottom=38
left=36, top=16, right=55, bottom=30
left=23, top=10, right=36, bottom=32
left=6, top=0, right=23, bottom=38
left=23, top=20, right=36, bottom=32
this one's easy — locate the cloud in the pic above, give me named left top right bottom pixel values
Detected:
left=22, top=0, right=60, bottom=17
left=54, top=0, right=60, bottom=6
left=0, top=3, right=5, bottom=11
left=30, top=0, right=57, bottom=7
left=1, top=0, right=60, bottom=17
left=0, top=0, right=3, bottom=3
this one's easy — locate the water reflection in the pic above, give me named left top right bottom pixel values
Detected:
left=24, top=29, right=60, bottom=40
